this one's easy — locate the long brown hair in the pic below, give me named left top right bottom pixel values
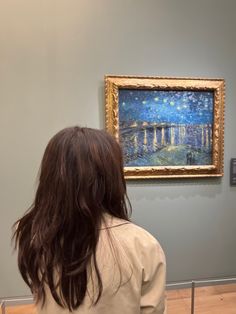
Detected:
left=13, top=126, right=131, bottom=311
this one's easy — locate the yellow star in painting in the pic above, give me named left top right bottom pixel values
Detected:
left=170, top=101, right=175, bottom=106
left=142, top=100, right=147, bottom=104
left=154, top=97, right=159, bottom=101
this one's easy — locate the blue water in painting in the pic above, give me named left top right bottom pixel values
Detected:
left=119, top=89, right=214, bottom=167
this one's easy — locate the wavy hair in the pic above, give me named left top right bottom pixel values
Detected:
left=13, top=126, right=131, bottom=311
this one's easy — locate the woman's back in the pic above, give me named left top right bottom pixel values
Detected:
left=37, top=214, right=166, bottom=314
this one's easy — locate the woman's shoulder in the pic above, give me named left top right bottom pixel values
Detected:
left=102, top=214, right=163, bottom=253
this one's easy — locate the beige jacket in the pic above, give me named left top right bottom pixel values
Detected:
left=37, top=215, right=166, bottom=314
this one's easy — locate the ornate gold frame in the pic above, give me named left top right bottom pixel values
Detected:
left=105, top=75, right=225, bottom=179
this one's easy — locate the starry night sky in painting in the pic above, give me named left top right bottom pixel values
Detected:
left=119, top=89, right=214, bottom=125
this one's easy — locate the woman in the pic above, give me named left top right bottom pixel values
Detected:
left=13, top=126, right=166, bottom=314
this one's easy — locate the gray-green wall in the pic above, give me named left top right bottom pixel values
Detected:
left=1, top=0, right=236, bottom=297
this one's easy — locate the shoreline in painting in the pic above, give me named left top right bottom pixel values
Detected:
left=120, top=123, right=212, bottom=167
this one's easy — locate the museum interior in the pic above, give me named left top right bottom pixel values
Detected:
left=0, top=0, right=236, bottom=313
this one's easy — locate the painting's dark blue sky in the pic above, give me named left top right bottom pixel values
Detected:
left=119, top=89, right=214, bottom=125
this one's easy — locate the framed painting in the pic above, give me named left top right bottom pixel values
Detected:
left=105, top=75, right=225, bottom=179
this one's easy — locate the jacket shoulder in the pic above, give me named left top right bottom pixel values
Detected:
left=110, top=219, right=164, bottom=256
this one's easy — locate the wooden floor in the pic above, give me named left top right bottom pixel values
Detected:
left=4, top=305, right=36, bottom=314
left=2, top=284, right=236, bottom=314
left=167, top=284, right=236, bottom=314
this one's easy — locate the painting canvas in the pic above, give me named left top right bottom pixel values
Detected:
left=119, top=89, right=214, bottom=167
left=105, top=76, right=225, bottom=179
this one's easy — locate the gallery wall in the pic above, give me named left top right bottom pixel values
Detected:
left=0, top=0, right=236, bottom=297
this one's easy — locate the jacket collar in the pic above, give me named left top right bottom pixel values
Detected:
left=100, top=213, right=130, bottom=230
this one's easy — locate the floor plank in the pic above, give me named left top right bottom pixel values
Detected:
left=5, top=304, right=36, bottom=314
left=167, top=284, right=236, bottom=314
